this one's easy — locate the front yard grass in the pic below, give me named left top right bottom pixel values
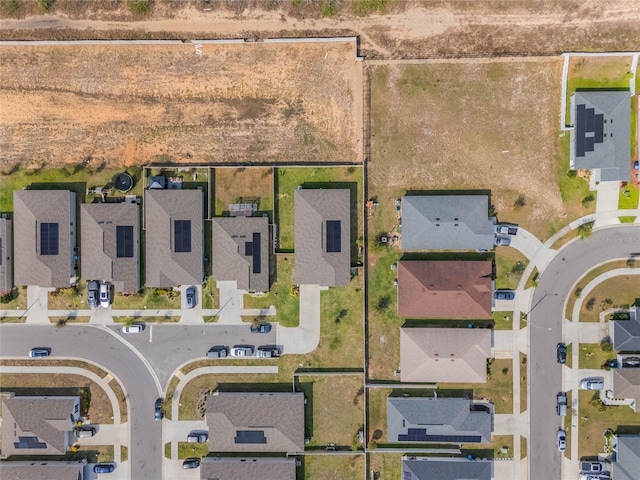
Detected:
left=112, top=287, right=180, bottom=310
left=579, top=343, right=617, bottom=370
left=579, top=275, right=638, bottom=322
left=520, top=435, right=527, bottom=459
left=48, top=282, right=87, bottom=310
left=0, top=286, right=27, bottom=311
left=495, top=249, right=528, bottom=290
left=619, top=184, right=639, bottom=210
left=520, top=353, right=528, bottom=413
left=177, top=441, right=208, bottom=460
left=303, top=454, right=364, bottom=480
left=213, top=167, right=274, bottom=218
left=493, top=311, right=513, bottom=331
left=578, top=390, right=640, bottom=458
left=564, top=390, right=573, bottom=459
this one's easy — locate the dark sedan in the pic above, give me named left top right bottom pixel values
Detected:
left=250, top=323, right=272, bottom=334
left=557, top=343, right=567, bottom=364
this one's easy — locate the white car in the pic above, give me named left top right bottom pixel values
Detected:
left=580, top=377, right=605, bottom=390
left=230, top=346, right=254, bottom=357
left=99, top=282, right=110, bottom=308
left=556, top=429, right=566, bottom=452
left=121, top=323, right=144, bottom=334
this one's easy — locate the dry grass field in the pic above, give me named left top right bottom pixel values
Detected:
left=0, top=40, right=362, bottom=170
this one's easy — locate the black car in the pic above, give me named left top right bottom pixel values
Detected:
left=557, top=343, right=567, bottom=364
left=250, top=323, right=272, bottom=334
left=182, top=458, right=201, bottom=469
left=87, top=280, right=100, bottom=308
left=154, top=398, right=164, bottom=421
left=93, top=463, right=115, bottom=474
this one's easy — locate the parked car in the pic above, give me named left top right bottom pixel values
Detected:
left=556, top=429, right=566, bottom=452
left=579, top=460, right=607, bottom=473
left=557, top=343, right=567, bottom=364
left=154, top=398, right=164, bottom=421
left=257, top=346, right=281, bottom=358
left=494, top=224, right=519, bottom=235
left=622, top=357, right=640, bottom=367
left=250, top=323, right=272, bottom=334
left=93, top=463, right=115, bottom=474
left=325, top=444, right=337, bottom=451
left=182, top=458, right=201, bottom=469
left=28, top=347, right=51, bottom=358
left=579, top=475, right=610, bottom=480
left=99, top=282, right=110, bottom=308
left=87, top=280, right=99, bottom=308
left=580, top=377, right=605, bottom=391
left=206, top=346, right=229, bottom=359
left=494, top=236, right=511, bottom=247
left=74, top=425, right=96, bottom=438
left=186, top=286, right=195, bottom=309
left=231, top=346, right=254, bottom=357
left=494, top=289, right=515, bottom=301
left=187, top=432, right=208, bottom=443
left=121, top=323, right=144, bottom=334
left=556, top=392, right=567, bottom=416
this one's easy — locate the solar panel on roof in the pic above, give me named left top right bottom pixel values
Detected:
left=594, top=114, right=604, bottom=143
left=397, top=428, right=481, bottom=443
left=576, top=104, right=586, bottom=157
left=234, top=430, right=267, bottom=444
left=116, top=225, right=134, bottom=258
left=40, top=222, right=59, bottom=256
left=174, top=220, right=191, bottom=253
left=14, top=436, right=47, bottom=449
left=252, top=232, right=261, bottom=274
left=326, top=220, right=341, bottom=253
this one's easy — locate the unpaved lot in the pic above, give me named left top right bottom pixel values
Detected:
left=0, top=40, right=362, bottom=169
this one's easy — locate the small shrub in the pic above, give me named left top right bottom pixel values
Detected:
left=502, top=367, right=509, bottom=375
left=511, top=261, right=526, bottom=275
left=55, top=318, right=68, bottom=328
left=2, top=0, right=21, bottom=15
left=0, top=288, right=18, bottom=304
left=289, top=285, right=300, bottom=297
left=574, top=287, right=582, bottom=298
left=577, top=222, right=593, bottom=239
left=514, top=195, right=526, bottom=209
left=600, top=339, right=613, bottom=353
left=128, top=0, right=152, bottom=16
left=354, top=0, right=388, bottom=15
left=585, top=297, right=596, bottom=311
left=36, top=0, right=55, bottom=12
left=376, top=295, right=391, bottom=312
left=567, top=170, right=578, bottom=178
left=521, top=355, right=527, bottom=365
left=582, top=193, right=595, bottom=207
left=320, top=0, right=338, bottom=17
left=372, top=429, right=383, bottom=441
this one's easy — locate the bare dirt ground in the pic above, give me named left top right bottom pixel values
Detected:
left=1, top=1, right=639, bottom=57
left=0, top=40, right=362, bottom=169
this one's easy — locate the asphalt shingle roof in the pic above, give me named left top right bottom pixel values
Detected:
left=613, top=307, right=640, bottom=352
left=397, top=260, right=493, bottom=319
left=0, top=217, right=13, bottom=294
left=0, top=461, right=84, bottom=480
left=212, top=217, right=269, bottom=292
left=144, top=189, right=203, bottom=287
left=614, top=435, right=640, bottom=480
left=13, top=190, right=75, bottom=288
left=400, top=328, right=491, bottom=383
left=205, top=392, right=304, bottom=454
left=387, top=397, right=492, bottom=444
left=402, top=457, right=493, bottom=480
left=613, top=369, right=640, bottom=412
left=200, top=457, right=296, bottom=480
left=401, top=195, right=494, bottom=250
left=81, top=202, right=140, bottom=292
left=294, top=189, right=350, bottom=286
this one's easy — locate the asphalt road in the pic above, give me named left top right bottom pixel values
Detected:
left=529, top=226, right=640, bottom=480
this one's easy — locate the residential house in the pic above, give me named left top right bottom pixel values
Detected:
left=13, top=190, right=76, bottom=288
left=401, top=195, right=494, bottom=250
left=614, top=435, right=640, bottom=480
left=397, top=260, right=493, bottom=319
left=1, top=393, right=80, bottom=456
left=199, top=457, right=296, bottom=480
left=0, top=215, right=13, bottom=295
left=402, top=457, right=493, bottom=480
left=294, top=189, right=350, bottom=286
left=144, top=189, right=203, bottom=287
left=400, top=327, right=492, bottom=383
left=205, top=392, right=304, bottom=454
left=612, top=306, right=640, bottom=353
left=81, top=202, right=140, bottom=292
left=613, top=368, right=640, bottom=412
left=212, top=216, right=269, bottom=292
left=570, top=91, right=631, bottom=182
left=0, top=461, right=85, bottom=480
left=387, top=397, right=493, bottom=444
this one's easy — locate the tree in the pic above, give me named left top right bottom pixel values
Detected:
left=577, top=222, right=593, bottom=239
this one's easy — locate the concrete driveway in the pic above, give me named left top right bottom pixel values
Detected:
left=278, top=284, right=323, bottom=354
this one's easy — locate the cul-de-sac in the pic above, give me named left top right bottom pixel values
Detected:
left=0, top=2, right=639, bottom=480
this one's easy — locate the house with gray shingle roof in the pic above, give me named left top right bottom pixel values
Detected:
left=402, top=457, right=493, bottom=480
left=81, top=202, right=140, bottom=292
left=387, top=397, right=493, bottom=444
left=400, top=328, right=492, bottom=383
left=294, top=189, right=350, bottom=286
left=144, top=189, right=203, bottom=287
left=0, top=216, right=13, bottom=295
left=205, top=392, right=304, bottom=454
left=613, top=306, right=640, bottom=353
left=0, top=461, right=85, bottom=480
left=200, top=457, right=296, bottom=480
left=570, top=91, right=631, bottom=182
left=401, top=195, right=494, bottom=250
left=613, top=368, right=640, bottom=412
left=13, top=190, right=76, bottom=288
left=212, top=217, right=269, bottom=292
left=1, top=393, right=80, bottom=456
left=614, top=435, right=640, bottom=480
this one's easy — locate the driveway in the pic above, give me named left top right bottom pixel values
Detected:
left=278, top=284, right=322, bottom=354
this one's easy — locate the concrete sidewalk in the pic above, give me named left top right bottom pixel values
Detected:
left=510, top=227, right=557, bottom=272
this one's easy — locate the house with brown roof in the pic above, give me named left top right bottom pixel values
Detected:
left=397, top=261, right=493, bottom=319
left=144, top=189, right=203, bottom=287
left=294, top=189, right=350, bottom=286
left=13, top=190, right=76, bottom=288
left=205, top=392, right=304, bottom=454
left=81, top=202, right=140, bottom=292
left=400, top=328, right=492, bottom=383
left=212, top=217, right=269, bottom=292
left=1, top=393, right=80, bottom=456
left=199, top=457, right=296, bottom=480
left=0, top=461, right=85, bottom=480
left=0, top=216, right=13, bottom=295
left=613, top=369, right=640, bottom=412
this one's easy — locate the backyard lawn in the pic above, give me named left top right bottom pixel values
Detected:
left=369, top=453, right=402, bottom=480
left=213, top=166, right=274, bottom=218
left=579, top=275, right=639, bottom=322
left=303, top=454, right=364, bottom=480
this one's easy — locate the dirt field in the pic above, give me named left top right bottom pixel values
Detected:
left=1, top=1, right=639, bottom=58
left=368, top=58, right=586, bottom=239
left=0, top=40, right=362, bottom=170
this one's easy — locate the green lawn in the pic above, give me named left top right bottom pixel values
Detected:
left=493, top=311, right=514, bottom=331
left=619, top=184, right=639, bottom=210
left=177, top=442, right=208, bottom=460
left=112, top=287, right=180, bottom=310
left=0, top=286, right=27, bottom=311
left=578, top=343, right=617, bottom=370
left=520, top=353, right=528, bottom=413
left=303, top=454, right=364, bottom=480
left=274, top=166, right=363, bottom=253
left=579, top=275, right=638, bottom=322
left=494, top=249, right=528, bottom=290
left=369, top=453, right=402, bottom=480
left=564, top=390, right=573, bottom=459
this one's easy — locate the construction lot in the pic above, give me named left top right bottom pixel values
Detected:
left=0, top=39, right=362, bottom=170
